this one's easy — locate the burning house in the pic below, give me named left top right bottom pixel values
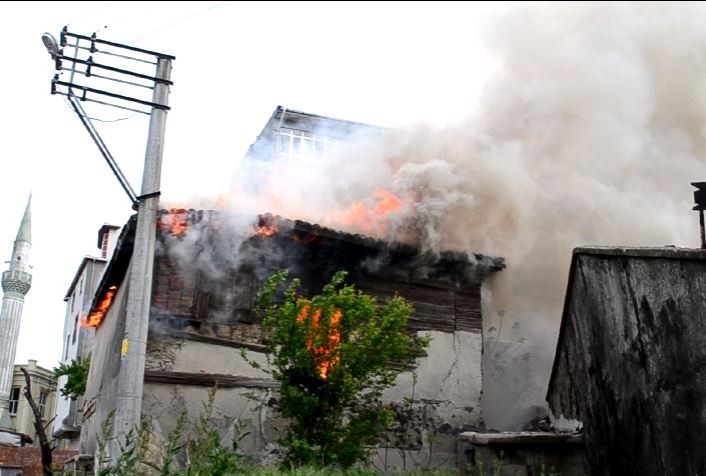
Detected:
left=79, top=209, right=504, bottom=467
left=73, top=105, right=601, bottom=469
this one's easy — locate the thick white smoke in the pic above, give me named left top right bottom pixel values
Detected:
left=382, top=2, right=706, bottom=429
left=166, top=2, right=706, bottom=430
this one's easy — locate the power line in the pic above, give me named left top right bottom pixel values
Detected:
left=62, top=96, right=136, bottom=123
left=133, top=2, right=224, bottom=41
left=93, top=2, right=164, bottom=35
left=64, top=2, right=118, bottom=28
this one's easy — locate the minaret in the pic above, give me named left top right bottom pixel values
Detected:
left=0, top=196, right=32, bottom=429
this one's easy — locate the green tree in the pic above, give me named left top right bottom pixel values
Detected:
left=53, top=355, right=90, bottom=400
left=254, top=270, right=431, bottom=468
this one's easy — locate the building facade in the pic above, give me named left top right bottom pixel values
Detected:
left=52, top=224, right=120, bottom=450
left=238, top=106, right=386, bottom=195
left=6, top=360, right=57, bottom=444
left=77, top=108, right=508, bottom=469
left=79, top=211, right=503, bottom=468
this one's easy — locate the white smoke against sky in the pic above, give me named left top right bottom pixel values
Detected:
left=376, top=1, right=706, bottom=429
left=165, top=2, right=706, bottom=429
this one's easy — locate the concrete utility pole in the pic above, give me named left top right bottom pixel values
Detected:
left=43, top=28, right=174, bottom=460
left=112, top=55, right=172, bottom=457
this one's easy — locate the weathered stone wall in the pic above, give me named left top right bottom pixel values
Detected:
left=548, top=247, right=706, bottom=476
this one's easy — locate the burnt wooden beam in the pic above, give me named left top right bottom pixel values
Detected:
left=144, top=370, right=278, bottom=388
left=149, top=327, right=266, bottom=352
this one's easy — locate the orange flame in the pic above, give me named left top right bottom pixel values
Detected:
left=81, top=285, right=118, bottom=328
left=159, top=208, right=189, bottom=236
left=297, top=305, right=342, bottom=380
left=372, top=189, right=403, bottom=215
left=335, top=188, right=404, bottom=236
left=252, top=215, right=280, bottom=237
left=253, top=224, right=279, bottom=237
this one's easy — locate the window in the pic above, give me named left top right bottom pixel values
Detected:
left=38, top=391, right=48, bottom=418
left=276, top=128, right=339, bottom=162
left=101, top=233, right=110, bottom=257
left=8, top=387, right=20, bottom=414
left=72, top=315, right=78, bottom=344
left=0, top=465, right=24, bottom=476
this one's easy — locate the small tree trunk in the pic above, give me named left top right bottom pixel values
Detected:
left=21, top=367, right=53, bottom=476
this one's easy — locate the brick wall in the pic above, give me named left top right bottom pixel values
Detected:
left=0, top=447, right=77, bottom=476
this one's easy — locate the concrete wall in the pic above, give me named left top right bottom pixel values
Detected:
left=80, top=267, right=130, bottom=456
left=548, top=247, right=706, bottom=476
left=370, top=330, right=483, bottom=471
left=54, top=257, right=105, bottom=448
left=141, top=339, right=278, bottom=461
left=139, top=328, right=484, bottom=469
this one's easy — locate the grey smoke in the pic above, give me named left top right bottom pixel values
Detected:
left=161, top=2, right=706, bottom=430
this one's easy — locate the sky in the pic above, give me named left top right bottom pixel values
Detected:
left=0, top=1, right=501, bottom=370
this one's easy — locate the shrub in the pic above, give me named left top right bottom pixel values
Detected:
left=254, top=270, right=431, bottom=468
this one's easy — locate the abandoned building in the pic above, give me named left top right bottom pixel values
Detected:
left=547, top=246, right=706, bottom=476
left=65, top=106, right=603, bottom=472
left=79, top=209, right=505, bottom=468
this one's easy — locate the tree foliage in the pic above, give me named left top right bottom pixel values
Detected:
left=255, top=270, right=431, bottom=468
left=53, top=355, right=90, bottom=400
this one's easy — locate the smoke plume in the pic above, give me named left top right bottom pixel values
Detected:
left=164, top=2, right=706, bottom=429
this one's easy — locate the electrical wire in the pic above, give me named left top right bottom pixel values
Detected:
left=63, top=96, right=136, bottom=123
left=133, top=2, right=224, bottom=41
left=64, top=2, right=118, bottom=28
left=93, top=2, right=164, bottom=35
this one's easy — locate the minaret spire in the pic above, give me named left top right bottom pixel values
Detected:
left=0, top=196, right=34, bottom=428
left=15, top=193, right=31, bottom=244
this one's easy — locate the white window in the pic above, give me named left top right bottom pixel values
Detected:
left=38, top=391, right=48, bottom=418
left=276, top=128, right=339, bottom=162
left=8, top=387, right=20, bottom=414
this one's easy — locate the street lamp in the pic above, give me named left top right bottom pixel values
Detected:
left=41, top=33, right=59, bottom=58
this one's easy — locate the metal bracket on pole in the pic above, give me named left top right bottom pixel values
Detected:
left=65, top=91, right=139, bottom=206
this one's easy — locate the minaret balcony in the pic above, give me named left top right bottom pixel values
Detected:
left=1, top=270, right=32, bottom=296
